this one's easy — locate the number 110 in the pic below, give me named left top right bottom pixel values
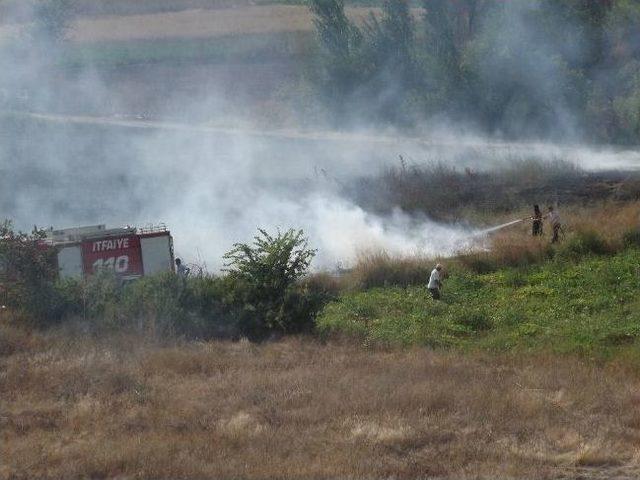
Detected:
left=92, top=256, right=130, bottom=273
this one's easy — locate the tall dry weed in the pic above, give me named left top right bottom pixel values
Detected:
left=345, top=251, right=438, bottom=289
left=460, top=201, right=640, bottom=272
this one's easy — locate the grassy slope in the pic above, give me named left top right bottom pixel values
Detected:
left=318, top=248, right=640, bottom=357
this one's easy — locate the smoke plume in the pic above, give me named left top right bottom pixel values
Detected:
left=0, top=1, right=638, bottom=271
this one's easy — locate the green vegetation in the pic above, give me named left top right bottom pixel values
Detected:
left=3, top=213, right=640, bottom=358
left=222, top=228, right=320, bottom=337
left=310, top=0, right=640, bottom=143
left=0, top=226, right=331, bottom=340
left=318, top=247, right=640, bottom=357
left=0, top=222, right=59, bottom=323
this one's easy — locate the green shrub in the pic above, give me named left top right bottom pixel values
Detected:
left=182, top=275, right=240, bottom=338
left=223, top=228, right=317, bottom=339
left=123, top=272, right=188, bottom=335
left=122, top=273, right=252, bottom=339
left=50, top=278, right=84, bottom=320
left=0, top=222, right=59, bottom=324
left=559, top=230, right=609, bottom=259
left=83, top=271, right=124, bottom=326
left=499, top=309, right=527, bottom=326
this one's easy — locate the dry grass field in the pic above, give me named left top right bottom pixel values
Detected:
left=0, top=5, right=393, bottom=43
left=69, top=6, right=380, bottom=42
left=2, top=325, right=640, bottom=479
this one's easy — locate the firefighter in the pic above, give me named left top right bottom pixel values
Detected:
left=175, top=258, right=190, bottom=278
left=531, top=204, right=543, bottom=236
left=547, top=206, right=562, bottom=243
left=428, top=264, right=443, bottom=300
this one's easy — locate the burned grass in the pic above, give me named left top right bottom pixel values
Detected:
left=2, top=331, right=640, bottom=479
left=347, top=159, right=640, bottom=224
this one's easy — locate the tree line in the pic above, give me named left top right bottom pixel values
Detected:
left=310, top=0, right=640, bottom=144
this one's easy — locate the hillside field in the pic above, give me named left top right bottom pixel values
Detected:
left=319, top=247, right=640, bottom=357
left=3, top=199, right=640, bottom=479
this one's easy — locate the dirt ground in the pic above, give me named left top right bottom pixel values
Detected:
left=2, top=326, right=640, bottom=479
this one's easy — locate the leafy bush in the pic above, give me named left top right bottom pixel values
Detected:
left=82, top=271, right=124, bottom=325
left=223, top=228, right=318, bottom=338
left=180, top=275, right=242, bottom=338
left=49, top=278, right=84, bottom=320
left=73, top=272, right=238, bottom=338
left=559, top=230, right=610, bottom=259
left=123, top=272, right=188, bottom=335
left=0, top=222, right=59, bottom=324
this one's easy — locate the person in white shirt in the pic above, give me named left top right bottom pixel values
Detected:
left=428, top=264, right=443, bottom=300
left=547, top=206, right=562, bottom=243
left=175, top=258, right=190, bottom=278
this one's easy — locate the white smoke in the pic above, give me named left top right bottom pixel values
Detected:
left=1, top=3, right=639, bottom=273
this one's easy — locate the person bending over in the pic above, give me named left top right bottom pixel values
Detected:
left=175, top=258, right=190, bottom=278
left=428, top=264, right=443, bottom=300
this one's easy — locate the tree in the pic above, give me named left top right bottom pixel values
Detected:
left=421, top=0, right=494, bottom=116
left=223, top=228, right=317, bottom=337
left=307, top=0, right=640, bottom=143
left=361, top=0, right=420, bottom=124
left=536, top=0, right=613, bottom=71
left=309, top=0, right=365, bottom=120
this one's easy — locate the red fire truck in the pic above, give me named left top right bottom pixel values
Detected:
left=45, top=224, right=175, bottom=280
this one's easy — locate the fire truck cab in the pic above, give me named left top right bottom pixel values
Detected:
left=45, top=224, right=175, bottom=280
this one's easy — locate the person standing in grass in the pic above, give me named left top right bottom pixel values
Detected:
left=531, top=204, right=543, bottom=236
left=547, top=206, right=562, bottom=243
left=428, top=264, right=443, bottom=300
